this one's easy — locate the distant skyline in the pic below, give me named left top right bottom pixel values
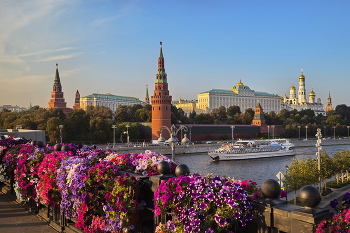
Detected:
left=1, top=1, right=350, bottom=110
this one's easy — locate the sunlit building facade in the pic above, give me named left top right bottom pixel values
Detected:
left=80, top=93, right=146, bottom=112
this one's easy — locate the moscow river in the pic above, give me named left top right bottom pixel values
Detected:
left=174, top=144, right=350, bottom=186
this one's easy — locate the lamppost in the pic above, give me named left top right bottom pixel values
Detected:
left=298, top=126, right=301, bottom=139
left=305, top=126, right=308, bottom=140
left=285, top=165, right=289, bottom=201
left=267, top=125, right=270, bottom=139
left=272, top=125, right=275, bottom=139
left=59, top=125, right=63, bottom=143
left=333, top=126, right=336, bottom=139
left=347, top=126, right=350, bottom=138
left=324, top=126, right=327, bottom=138
left=189, top=126, right=192, bottom=142
left=315, top=128, right=322, bottom=192
left=111, top=125, right=117, bottom=148
left=126, top=124, right=130, bottom=147
left=158, top=124, right=188, bottom=161
left=230, top=125, right=235, bottom=144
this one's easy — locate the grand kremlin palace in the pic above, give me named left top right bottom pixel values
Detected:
left=173, top=80, right=281, bottom=115
left=79, top=93, right=146, bottom=111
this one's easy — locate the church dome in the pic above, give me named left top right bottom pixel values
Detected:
left=236, top=79, right=244, bottom=86
left=309, top=89, right=316, bottom=97
left=299, top=74, right=305, bottom=80
left=290, top=85, right=296, bottom=90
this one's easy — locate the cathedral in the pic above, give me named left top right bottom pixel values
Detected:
left=282, top=71, right=329, bottom=116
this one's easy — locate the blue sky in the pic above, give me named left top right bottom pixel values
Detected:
left=1, top=0, right=350, bottom=110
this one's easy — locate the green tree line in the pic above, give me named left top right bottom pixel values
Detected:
left=284, top=149, right=350, bottom=204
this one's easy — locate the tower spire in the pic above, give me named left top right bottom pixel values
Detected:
left=144, top=85, right=150, bottom=104
left=156, top=42, right=167, bottom=84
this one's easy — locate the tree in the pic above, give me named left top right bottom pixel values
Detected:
left=86, top=106, right=113, bottom=119
left=89, top=117, right=111, bottom=143
left=210, top=106, right=227, bottom=123
left=46, top=117, right=63, bottom=143
left=65, top=109, right=90, bottom=142
left=319, top=151, right=335, bottom=191
left=115, top=105, right=131, bottom=122
left=242, top=108, right=254, bottom=124
left=284, top=157, right=319, bottom=204
left=194, top=113, right=214, bottom=124
left=227, top=106, right=241, bottom=118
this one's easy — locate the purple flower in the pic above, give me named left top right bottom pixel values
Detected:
left=330, top=199, right=339, bottom=209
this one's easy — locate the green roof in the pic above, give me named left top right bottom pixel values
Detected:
left=82, top=93, right=143, bottom=102
left=199, top=89, right=279, bottom=97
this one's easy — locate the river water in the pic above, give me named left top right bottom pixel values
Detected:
left=174, top=145, right=350, bottom=186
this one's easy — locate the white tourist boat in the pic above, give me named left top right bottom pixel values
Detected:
left=208, top=139, right=295, bottom=161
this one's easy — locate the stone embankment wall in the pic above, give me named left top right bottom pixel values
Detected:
left=107, top=138, right=350, bottom=155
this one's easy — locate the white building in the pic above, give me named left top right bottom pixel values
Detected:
left=196, top=80, right=281, bottom=113
left=282, top=72, right=325, bottom=116
left=80, top=93, right=146, bottom=112
left=0, top=105, right=28, bottom=112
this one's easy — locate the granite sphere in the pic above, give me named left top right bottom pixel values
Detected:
left=61, top=145, right=70, bottom=151
left=261, top=179, right=281, bottom=199
left=175, top=164, right=190, bottom=177
left=54, top=144, right=62, bottom=151
left=298, top=185, right=321, bottom=208
left=36, top=141, right=44, bottom=148
left=157, top=161, right=171, bottom=175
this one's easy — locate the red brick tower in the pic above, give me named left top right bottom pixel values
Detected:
left=252, top=101, right=266, bottom=126
left=73, top=89, right=80, bottom=109
left=47, top=64, right=72, bottom=115
left=151, top=42, right=172, bottom=141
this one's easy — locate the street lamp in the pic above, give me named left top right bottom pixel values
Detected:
left=272, top=125, right=275, bottom=139
left=189, top=126, right=192, bottom=141
left=298, top=126, right=301, bottom=139
left=126, top=124, right=130, bottom=147
left=315, top=128, right=322, bottom=192
left=111, top=125, right=117, bottom=148
left=324, top=126, right=327, bottom=138
left=59, top=125, right=64, bottom=143
left=285, top=165, right=289, bottom=201
left=230, top=125, right=235, bottom=144
left=333, top=126, right=336, bottom=139
left=267, top=125, right=270, bottom=139
left=158, top=124, right=188, bottom=161
left=347, top=126, right=350, bottom=138
left=305, top=126, right=308, bottom=140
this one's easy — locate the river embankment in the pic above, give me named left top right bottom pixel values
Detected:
left=105, top=138, right=350, bottom=155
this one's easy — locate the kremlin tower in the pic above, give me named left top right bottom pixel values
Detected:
left=73, top=89, right=80, bottom=110
left=144, top=85, right=150, bottom=104
left=326, top=91, right=333, bottom=112
left=47, top=64, right=72, bottom=115
left=151, top=42, right=172, bottom=141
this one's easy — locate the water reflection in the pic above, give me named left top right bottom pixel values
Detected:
left=175, top=145, right=350, bottom=186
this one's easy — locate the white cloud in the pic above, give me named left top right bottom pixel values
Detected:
left=19, top=47, right=76, bottom=57
left=39, top=52, right=83, bottom=62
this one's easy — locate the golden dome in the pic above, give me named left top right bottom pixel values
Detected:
left=299, top=74, right=305, bottom=80
left=290, top=85, right=296, bottom=90
left=236, top=79, right=244, bottom=86
left=309, top=89, right=316, bottom=97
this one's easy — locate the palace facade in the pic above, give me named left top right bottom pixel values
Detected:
left=79, top=93, right=146, bottom=112
left=173, top=80, right=281, bottom=115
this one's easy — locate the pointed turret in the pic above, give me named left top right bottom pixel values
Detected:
left=53, top=63, right=62, bottom=92
left=156, top=42, right=167, bottom=84
left=144, top=85, right=150, bottom=104
left=252, top=100, right=266, bottom=127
